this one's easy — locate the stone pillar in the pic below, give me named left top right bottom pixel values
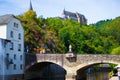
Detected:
left=66, top=69, right=76, bottom=80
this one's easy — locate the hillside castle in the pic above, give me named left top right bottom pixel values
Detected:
left=60, top=9, right=87, bottom=24
left=29, top=0, right=87, bottom=24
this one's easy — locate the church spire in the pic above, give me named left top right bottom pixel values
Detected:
left=29, top=0, right=33, bottom=10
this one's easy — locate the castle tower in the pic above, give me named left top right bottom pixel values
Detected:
left=75, top=12, right=80, bottom=23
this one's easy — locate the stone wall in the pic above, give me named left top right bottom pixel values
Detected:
left=25, top=54, right=120, bottom=70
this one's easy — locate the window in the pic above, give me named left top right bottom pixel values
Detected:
left=10, top=42, right=14, bottom=50
left=14, top=64, right=16, bottom=70
left=20, top=64, right=23, bottom=70
left=6, top=53, right=9, bottom=69
left=14, top=54, right=16, bottom=60
left=20, top=55, right=22, bottom=60
left=18, top=44, right=21, bottom=51
left=10, top=31, right=13, bottom=38
left=18, top=33, right=21, bottom=40
left=14, top=23, right=18, bottom=28
left=6, top=53, right=9, bottom=58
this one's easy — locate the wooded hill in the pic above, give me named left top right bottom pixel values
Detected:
left=17, top=10, right=120, bottom=54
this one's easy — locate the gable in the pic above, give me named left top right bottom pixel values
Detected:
left=0, top=14, right=15, bottom=25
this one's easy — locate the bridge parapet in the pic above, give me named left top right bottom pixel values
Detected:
left=36, top=54, right=64, bottom=66
left=75, top=54, right=120, bottom=70
left=25, top=54, right=120, bottom=70
left=25, top=53, right=65, bottom=69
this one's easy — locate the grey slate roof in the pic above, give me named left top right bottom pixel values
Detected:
left=0, top=14, right=15, bottom=25
left=63, top=10, right=83, bottom=18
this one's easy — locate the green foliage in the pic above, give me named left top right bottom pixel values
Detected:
left=94, top=19, right=111, bottom=28
left=17, top=10, right=45, bottom=53
left=17, top=11, right=120, bottom=54
left=111, top=47, right=120, bottom=54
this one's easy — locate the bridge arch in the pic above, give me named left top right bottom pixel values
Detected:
left=25, top=61, right=66, bottom=80
left=37, top=60, right=64, bottom=68
left=75, top=60, right=120, bottom=71
left=73, top=60, right=120, bottom=80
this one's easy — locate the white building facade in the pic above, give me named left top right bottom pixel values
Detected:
left=0, top=14, right=24, bottom=80
left=0, top=38, right=5, bottom=80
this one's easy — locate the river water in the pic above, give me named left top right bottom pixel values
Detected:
left=86, top=67, right=111, bottom=80
left=25, top=63, right=112, bottom=80
left=87, top=72, right=110, bottom=80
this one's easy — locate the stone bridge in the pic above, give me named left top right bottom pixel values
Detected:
left=25, top=53, right=120, bottom=80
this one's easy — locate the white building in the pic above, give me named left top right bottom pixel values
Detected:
left=0, top=38, right=5, bottom=80
left=0, top=14, right=24, bottom=80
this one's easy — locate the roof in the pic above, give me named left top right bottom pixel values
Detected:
left=63, top=10, right=83, bottom=18
left=64, top=10, right=76, bottom=18
left=0, top=14, right=15, bottom=25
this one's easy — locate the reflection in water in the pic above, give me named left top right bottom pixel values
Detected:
left=87, top=72, right=109, bottom=80
left=86, top=67, right=111, bottom=80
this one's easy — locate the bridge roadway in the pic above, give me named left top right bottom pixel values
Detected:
left=25, top=53, right=120, bottom=80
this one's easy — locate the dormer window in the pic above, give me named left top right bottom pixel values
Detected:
left=10, top=31, right=13, bottom=38
left=14, top=23, right=18, bottom=28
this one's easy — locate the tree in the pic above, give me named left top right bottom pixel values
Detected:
left=17, top=10, right=45, bottom=53
left=111, top=47, right=120, bottom=54
left=17, top=11, right=120, bottom=54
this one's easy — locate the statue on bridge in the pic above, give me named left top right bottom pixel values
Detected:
left=66, top=45, right=76, bottom=61
left=69, top=45, right=72, bottom=52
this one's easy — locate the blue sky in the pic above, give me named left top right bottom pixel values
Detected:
left=0, top=0, right=120, bottom=24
